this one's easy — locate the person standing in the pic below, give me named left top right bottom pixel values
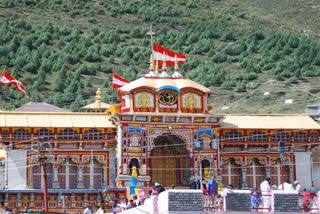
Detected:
left=260, top=177, right=271, bottom=212
left=207, top=176, right=218, bottom=195
left=96, top=205, right=105, bottom=214
left=294, top=181, right=302, bottom=192
left=83, top=205, right=93, bottom=214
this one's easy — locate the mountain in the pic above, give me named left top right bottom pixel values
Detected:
left=0, top=0, right=319, bottom=113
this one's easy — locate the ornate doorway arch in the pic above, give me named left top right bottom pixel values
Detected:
left=150, top=133, right=190, bottom=187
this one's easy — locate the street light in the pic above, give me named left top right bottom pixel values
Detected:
left=195, top=139, right=204, bottom=190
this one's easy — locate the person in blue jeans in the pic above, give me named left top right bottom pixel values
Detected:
left=251, top=187, right=261, bottom=212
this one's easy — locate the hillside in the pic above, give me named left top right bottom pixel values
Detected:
left=0, top=0, right=320, bottom=113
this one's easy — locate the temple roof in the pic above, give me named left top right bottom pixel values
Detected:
left=14, top=102, right=71, bottom=112
left=119, top=77, right=211, bottom=94
left=81, top=88, right=111, bottom=112
left=81, top=102, right=111, bottom=111
left=0, top=112, right=114, bottom=128
left=220, top=114, right=320, bottom=129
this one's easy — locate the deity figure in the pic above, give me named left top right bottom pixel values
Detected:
left=185, top=93, right=197, bottom=108
left=204, top=167, right=210, bottom=178
left=131, top=166, right=138, bottom=179
left=138, top=92, right=150, bottom=106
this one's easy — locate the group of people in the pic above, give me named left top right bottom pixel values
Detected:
left=251, top=177, right=302, bottom=212
left=189, top=176, right=219, bottom=195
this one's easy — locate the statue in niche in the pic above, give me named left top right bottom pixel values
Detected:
left=204, top=167, right=210, bottom=178
left=131, top=166, right=138, bottom=179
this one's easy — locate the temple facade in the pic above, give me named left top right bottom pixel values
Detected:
left=0, top=59, right=320, bottom=212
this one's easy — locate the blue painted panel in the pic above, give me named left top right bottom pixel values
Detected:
left=157, top=85, right=180, bottom=93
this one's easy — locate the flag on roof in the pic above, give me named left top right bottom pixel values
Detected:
left=152, top=42, right=186, bottom=67
left=0, top=69, right=28, bottom=96
left=112, top=73, right=130, bottom=89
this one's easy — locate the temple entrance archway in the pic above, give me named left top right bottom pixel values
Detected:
left=151, top=133, right=191, bottom=187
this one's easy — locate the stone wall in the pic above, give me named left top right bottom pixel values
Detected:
left=272, top=190, right=300, bottom=212
left=166, top=190, right=203, bottom=212
left=224, top=190, right=251, bottom=212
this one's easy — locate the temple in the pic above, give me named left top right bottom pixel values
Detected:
left=0, top=56, right=320, bottom=212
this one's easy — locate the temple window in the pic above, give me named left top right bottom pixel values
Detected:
left=1, top=130, right=9, bottom=139
left=270, top=158, right=290, bottom=186
left=271, top=131, right=291, bottom=142
left=107, top=131, right=113, bottom=140
left=247, top=159, right=265, bottom=189
left=83, top=158, right=103, bottom=189
left=58, top=128, right=79, bottom=140
left=294, top=132, right=308, bottom=142
left=13, top=128, right=30, bottom=139
left=83, top=129, right=104, bottom=140
left=224, top=131, right=243, bottom=142
left=32, top=164, right=53, bottom=189
left=311, top=132, right=318, bottom=142
left=32, top=166, right=42, bottom=189
left=69, top=164, right=78, bottom=189
left=222, top=159, right=241, bottom=188
left=248, top=131, right=267, bottom=142
left=35, top=128, right=54, bottom=140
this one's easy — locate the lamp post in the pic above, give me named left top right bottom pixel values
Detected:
left=278, top=141, right=285, bottom=190
left=195, top=139, right=204, bottom=190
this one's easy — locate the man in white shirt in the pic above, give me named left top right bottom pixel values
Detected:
left=84, top=205, right=93, bottom=214
left=294, top=181, right=302, bottom=192
left=260, top=177, right=271, bottom=212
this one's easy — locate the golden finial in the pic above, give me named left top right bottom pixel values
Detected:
left=174, top=54, right=179, bottom=71
left=162, top=51, right=167, bottom=71
left=95, top=88, right=102, bottom=103
left=155, top=60, right=159, bottom=76
left=149, top=54, right=154, bottom=71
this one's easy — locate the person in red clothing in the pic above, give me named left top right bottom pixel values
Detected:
left=303, top=189, right=311, bottom=212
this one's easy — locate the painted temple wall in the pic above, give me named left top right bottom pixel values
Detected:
left=8, top=150, right=27, bottom=190
left=295, top=152, right=312, bottom=189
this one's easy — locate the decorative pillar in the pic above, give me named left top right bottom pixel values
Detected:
left=29, top=193, right=34, bottom=208
left=4, top=193, right=8, bottom=208
left=83, top=193, right=88, bottom=208
left=17, top=193, right=22, bottom=208
left=57, top=193, right=62, bottom=209
left=71, top=193, right=76, bottom=208
left=288, top=157, right=293, bottom=182
left=241, top=164, right=248, bottom=189
left=52, top=164, right=60, bottom=189
left=96, top=194, right=102, bottom=207
left=77, top=166, right=85, bottom=189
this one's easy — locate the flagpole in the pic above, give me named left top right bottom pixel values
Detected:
left=147, top=25, right=155, bottom=59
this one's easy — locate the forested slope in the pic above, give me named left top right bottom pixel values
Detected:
left=0, top=0, right=320, bottom=113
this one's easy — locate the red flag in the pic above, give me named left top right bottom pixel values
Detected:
left=152, top=42, right=186, bottom=67
left=112, top=73, right=130, bottom=89
left=0, top=69, right=28, bottom=96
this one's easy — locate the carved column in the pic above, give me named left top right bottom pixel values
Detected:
left=241, top=164, right=248, bottom=189
left=77, top=165, right=85, bottom=189
left=52, top=164, right=60, bottom=189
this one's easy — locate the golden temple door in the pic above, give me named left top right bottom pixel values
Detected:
left=151, top=135, right=190, bottom=187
